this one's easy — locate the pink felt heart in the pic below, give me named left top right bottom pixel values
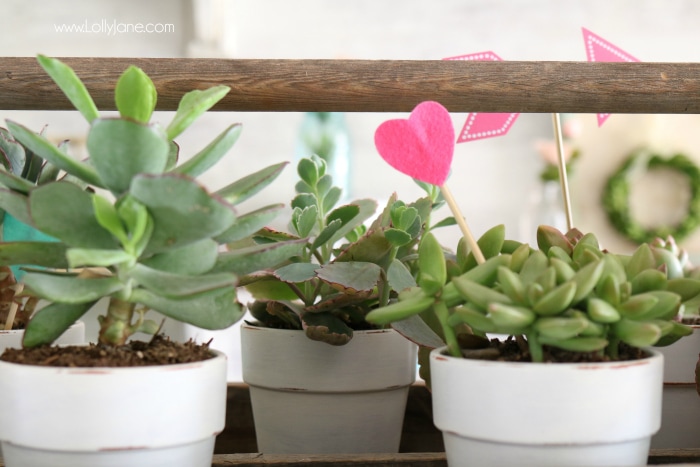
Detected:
left=374, top=101, right=454, bottom=186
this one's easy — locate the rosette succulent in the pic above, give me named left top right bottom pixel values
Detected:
left=367, top=224, right=698, bottom=363
left=0, top=55, right=296, bottom=347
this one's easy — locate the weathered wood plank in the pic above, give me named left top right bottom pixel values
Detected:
left=2, top=58, right=700, bottom=113
left=211, top=453, right=446, bottom=467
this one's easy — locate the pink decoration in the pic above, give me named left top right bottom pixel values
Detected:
left=374, top=101, right=454, bottom=186
left=444, top=52, right=520, bottom=143
left=582, top=27, right=640, bottom=126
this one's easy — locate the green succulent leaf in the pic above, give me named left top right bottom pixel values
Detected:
left=0, top=189, right=31, bottom=225
left=211, top=238, right=307, bottom=275
left=92, top=194, right=128, bottom=245
left=37, top=55, right=99, bottom=123
left=387, top=259, right=417, bottom=293
left=322, top=187, right=342, bottom=214
left=537, top=225, right=574, bottom=256
left=214, top=204, right=284, bottom=244
left=114, top=65, right=157, bottom=124
left=6, top=121, right=102, bottom=187
left=166, top=85, right=230, bottom=140
left=0, top=241, right=69, bottom=269
left=0, top=128, right=26, bottom=175
left=315, top=261, right=382, bottom=293
left=216, top=162, right=288, bottom=206
left=130, top=174, right=236, bottom=254
left=275, top=263, right=319, bottom=283
left=294, top=206, right=318, bottom=238
left=23, top=273, right=123, bottom=304
left=0, top=167, right=34, bottom=193
left=613, top=318, right=662, bottom=347
left=140, top=238, right=218, bottom=275
left=130, top=263, right=237, bottom=297
left=417, top=232, right=446, bottom=295
left=312, top=218, right=343, bottom=249
left=87, top=119, right=169, bottom=195
left=23, top=301, right=97, bottom=348
left=385, top=228, right=412, bottom=247
left=297, top=157, right=320, bottom=186
left=129, top=286, right=243, bottom=330
left=463, top=224, right=505, bottom=270
left=66, top=248, right=134, bottom=268
left=171, top=124, right=242, bottom=178
left=30, top=182, right=117, bottom=249
left=667, top=277, right=700, bottom=302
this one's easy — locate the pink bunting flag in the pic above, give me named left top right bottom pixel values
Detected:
left=374, top=101, right=454, bottom=186
left=444, top=52, right=520, bottom=143
left=582, top=27, right=640, bottom=126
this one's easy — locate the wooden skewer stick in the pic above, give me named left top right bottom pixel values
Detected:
left=439, top=183, right=485, bottom=264
left=552, top=113, right=574, bottom=231
left=4, top=283, right=23, bottom=331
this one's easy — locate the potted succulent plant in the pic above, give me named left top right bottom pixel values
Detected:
left=0, top=56, right=296, bottom=467
left=0, top=126, right=85, bottom=347
left=239, top=154, right=453, bottom=453
left=366, top=223, right=697, bottom=467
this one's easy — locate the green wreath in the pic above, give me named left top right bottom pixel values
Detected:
left=602, top=151, right=700, bottom=244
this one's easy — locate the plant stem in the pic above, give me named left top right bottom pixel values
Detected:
left=607, top=336, right=620, bottom=360
left=99, top=297, right=136, bottom=345
left=434, top=300, right=461, bottom=357
left=527, top=332, right=544, bottom=363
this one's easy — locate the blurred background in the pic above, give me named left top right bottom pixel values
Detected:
left=3, top=0, right=700, bottom=379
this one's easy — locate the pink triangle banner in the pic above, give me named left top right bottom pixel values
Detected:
left=443, top=52, right=520, bottom=143
left=582, top=27, right=640, bottom=126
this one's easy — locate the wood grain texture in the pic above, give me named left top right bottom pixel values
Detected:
left=2, top=57, right=700, bottom=113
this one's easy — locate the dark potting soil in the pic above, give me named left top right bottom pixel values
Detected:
left=0, top=335, right=215, bottom=367
left=458, top=334, right=648, bottom=363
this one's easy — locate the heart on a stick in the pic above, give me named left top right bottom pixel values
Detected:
left=374, top=101, right=454, bottom=186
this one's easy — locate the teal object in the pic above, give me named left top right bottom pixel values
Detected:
left=3, top=213, right=57, bottom=279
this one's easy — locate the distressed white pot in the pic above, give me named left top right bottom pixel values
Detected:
left=0, top=321, right=85, bottom=352
left=241, top=324, right=417, bottom=453
left=431, top=347, right=663, bottom=467
left=652, top=325, right=700, bottom=449
left=0, top=349, right=227, bottom=467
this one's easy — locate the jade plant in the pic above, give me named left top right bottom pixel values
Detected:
left=241, top=154, right=452, bottom=345
left=0, top=55, right=299, bottom=347
left=366, top=224, right=698, bottom=363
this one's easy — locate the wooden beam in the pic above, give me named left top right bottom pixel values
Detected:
left=1, top=58, right=700, bottom=113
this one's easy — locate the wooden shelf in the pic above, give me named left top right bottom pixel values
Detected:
left=2, top=58, right=700, bottom=113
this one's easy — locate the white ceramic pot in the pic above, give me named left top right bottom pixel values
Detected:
left=652, top=325, right=700, bottom=449
left=241, top=324, right=417, bottom=453
left=0, top=321, right=85, bottom=352
left=0, top=349, right=227, bottom=467
left=431, top=347, right=664, bottom=467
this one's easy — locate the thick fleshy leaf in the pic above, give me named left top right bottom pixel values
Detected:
left=216, top=162, right=288, bottom=205
left=171, top=124, right=242, bottom=178
left=0, top=167, right=34, bottom=193
left=114, top=66, right=157, bottom=123
left=66, top=248, right=134, bottom=268
left=30, top=182, right=117, bottom=248
left=87, top=119, right=169, bottom=194
left=302, top=311, right=353, bottom=346
left=92, top=194, right=128, bottom=244
left=214, top=204, right=283, bottom=244
left=0, top=188, right=31, bottom=225
left=312, top=218, right=343, bottom=249
left=130, top=174, right=236, bottom=254
left=294, top=206, right=317, bottom=238
left=23, top=301, right=96, bottom=348
left=130, top=263, right=236, bottom=297
left=275, top=263, right=319, bottom=283
left=316, top=261, right=382, bottom=293
left=211, top=238, right=307, bottom=275
left=23, top=273, right=123, bottom=303
left=244, top=279, right=298, bottom=301
left=6, top=121, right=102, bottom=187
left=326, top=199, right=377, bottom=246
left=140, top=238, right=218, bottom=275
left=334, top=228, right=393, bottom=265
left=37, top=55, right=99, bottom=123
left=129, top=286, right=243, bottom=330
left=387, top=259, right=417, bottom=292
left=390, top=313, right=445, bottom=349
left=0, top=128, right=26, bottom=175
left=0, top=241, right=69, bottom=268
left=166, top=85, right=230, bottom=140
